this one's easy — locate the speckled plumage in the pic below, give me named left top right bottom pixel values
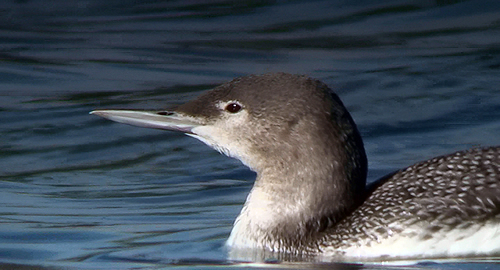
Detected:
left=91, top=73, right=500, bottom=262
left=311, top=147, right=500, bottom=259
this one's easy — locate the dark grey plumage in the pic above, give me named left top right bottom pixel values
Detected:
left=310, top=147, right=500, bottom=259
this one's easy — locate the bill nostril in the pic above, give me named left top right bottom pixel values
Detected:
left=157, top=111, right=174, bottom=116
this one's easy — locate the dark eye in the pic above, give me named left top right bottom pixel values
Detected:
left=225, top=102, right=242, bottom=113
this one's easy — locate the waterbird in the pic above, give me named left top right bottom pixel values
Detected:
left=91, top=73, right=500, bottom=262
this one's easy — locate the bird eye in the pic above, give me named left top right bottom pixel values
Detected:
left=225, top=102, right=242, bottom=113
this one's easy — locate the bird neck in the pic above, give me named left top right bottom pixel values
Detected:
left=226, top=90, right=368, bottom=255
left=227, top=153, right=365, bottom=254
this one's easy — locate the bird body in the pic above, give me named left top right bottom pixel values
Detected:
left=91, top=73, right=500, bottom=262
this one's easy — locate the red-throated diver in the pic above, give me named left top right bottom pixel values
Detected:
left=91, top=73, right=500, bottom=262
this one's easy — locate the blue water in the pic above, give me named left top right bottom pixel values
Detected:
left=1, top=0, right=500, bottom=269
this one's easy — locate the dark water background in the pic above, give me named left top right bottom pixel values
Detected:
left=1, top=0, right=500, bottom=269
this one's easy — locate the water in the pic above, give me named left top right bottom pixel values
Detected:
left=1, top=0, right=500, bottom=269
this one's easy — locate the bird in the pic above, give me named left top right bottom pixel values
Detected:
left=91, top=73, right=500, bottom=262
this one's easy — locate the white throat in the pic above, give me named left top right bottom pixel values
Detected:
left=226, top=185, right=278, bottom=251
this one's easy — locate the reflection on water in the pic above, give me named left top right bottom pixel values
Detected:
left=1, top=0, right=499, bottom=269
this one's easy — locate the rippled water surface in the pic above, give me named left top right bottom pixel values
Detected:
left=1, top=0, right=500, bottom=269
